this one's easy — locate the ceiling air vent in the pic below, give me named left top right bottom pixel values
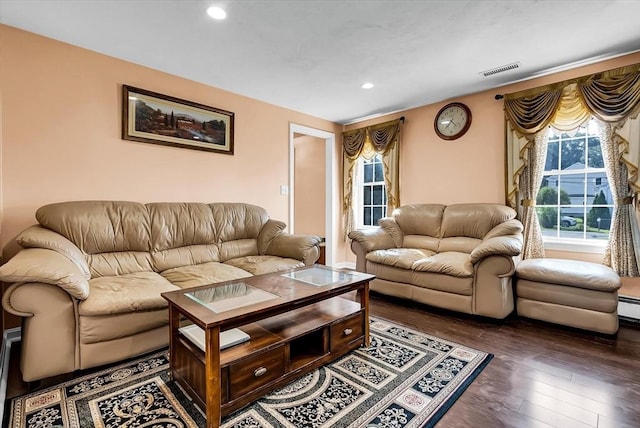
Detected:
left=480, top=62, right=521, bottom=77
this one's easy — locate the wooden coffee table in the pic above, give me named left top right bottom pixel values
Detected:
left=161, top=265, right=375, bottom=428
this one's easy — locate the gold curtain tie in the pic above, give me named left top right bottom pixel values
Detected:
left=617, top=197, right=633, bottom=205
left=521, top=199, right=536, bottom=207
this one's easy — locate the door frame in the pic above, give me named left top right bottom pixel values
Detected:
left=289, top=123, right=336, bottom=267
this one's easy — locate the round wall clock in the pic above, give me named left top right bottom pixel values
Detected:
left=434, top=102, right=472, bottom=140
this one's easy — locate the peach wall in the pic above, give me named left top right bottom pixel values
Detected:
left=0, top=25, right=341, bottom=260
left=338, top=52, right=640, bottom=263
left=0, top=25, right=343, bottom=330
left=294, top=135, right=325, bottom=236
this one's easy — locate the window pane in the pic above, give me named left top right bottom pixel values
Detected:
left=373, top=185, right=384, bottom=205
left=364, top=185, right=371, bottom=205
left=364, top=162, right=373, bottom=183
left=558, top=173, right=585, bottom=205
left=559, top=207, right=581, bottom=239
left=585, top=206, right=611, bottom=240
left=374, top=160, right=383, bottom=182
left=545, top=140, right=559, bottom=171
left=537, top=206, right=558, bottom=237
left=363, top=207, right=372, bottom=226
left=561, top=138, right=585, bottom=170
left=587, top=172, right=610, bottom=202
left=373, top=207, right=383, bottom=225
left=588, top=136, right=604, bottom=168
left=538, top=176, right=559, bottom=205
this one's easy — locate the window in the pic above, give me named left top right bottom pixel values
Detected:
left=537, top=120, right=613, bottom=243
left=356, top=154, right=387, bottom=227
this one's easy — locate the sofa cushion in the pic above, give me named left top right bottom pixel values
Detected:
left=219, top=239, right=260, bottom=262
left=160, top=261, right=252, bottom=289
left=402, top=235, right=439, bottom=252
left=36, top=201, right=151, bottom=254
left=366, top=248, right=435, bottom=269
left=79, top=272, right=177, bottom=316
left=147, top=203, right=216, bottom=251
left=412, top=252, right=474, bottom=278
left=437, top=237, right=481, bottom=254
left=79, top=309, right=168, bottom=344
left=225, top=255, right=304, bottom=275
left=211, top=203, right=269, bottom=242
left=87, top=251, right=154, bottom=277
left=392, top=204, right=445, bottom=237
left=441, top=204, right=516, bottom=239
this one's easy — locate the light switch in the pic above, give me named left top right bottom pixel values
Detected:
left=280, top=185, right=289, bottom=195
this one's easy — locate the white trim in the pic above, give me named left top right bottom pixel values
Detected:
left=289, top=123, right=336, bottom=267
left=333, top=261, right=356, bottom=270
left=1, top=327, right=22, bottom=425
left=543, top=238, right=606, bottom=254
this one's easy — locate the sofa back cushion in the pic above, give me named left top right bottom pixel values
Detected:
left=392, top=204, right=445, bottom=238
left=440, top=204, right=516, bottom=240
left=147, top=203, right=220, bottom=271
left=36, top=201, right=153, bottom=277
left=211, top=203, right=269, bottom=261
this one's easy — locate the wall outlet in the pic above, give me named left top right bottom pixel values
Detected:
left=280, top=185, right=289, bottom=195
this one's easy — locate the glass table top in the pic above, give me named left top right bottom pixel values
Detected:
left=185, top=282, right=278, bottom=314
left=281, top=267, right=356, bottom=287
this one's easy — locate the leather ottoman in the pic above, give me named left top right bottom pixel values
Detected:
left=515, top=258, right=621, bottom=334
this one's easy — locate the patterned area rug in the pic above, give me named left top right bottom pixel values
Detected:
left=8, top=318, right=492, bottom=428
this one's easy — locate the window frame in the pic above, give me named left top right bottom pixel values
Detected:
left=354, top=154, right=387, bottom=228
left=538, top=121, right=612, bottom=253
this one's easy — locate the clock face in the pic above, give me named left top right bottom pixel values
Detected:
left=435, top=103, right=471, bottom=140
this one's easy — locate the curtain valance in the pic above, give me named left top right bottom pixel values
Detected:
left=506, top=64, right=640, bottom=208
left=342, top=118, right=402, bottom=160
left=505, top=64, right=640, bottom=137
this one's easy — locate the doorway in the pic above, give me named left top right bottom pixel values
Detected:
left=288, top=124, right=336, bottom=266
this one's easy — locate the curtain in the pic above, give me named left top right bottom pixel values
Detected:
left=342, top=118, right=402, bottom=240
left=519, top=133, right=549, bottom=259
left=504, top=63, right=640, bottom=274
left=598, top=120, right=639, bottom=276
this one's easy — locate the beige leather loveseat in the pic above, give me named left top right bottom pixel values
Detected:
left=349, top=203, right=523, bottom=319
left=0, top=201, right=321, bottom=381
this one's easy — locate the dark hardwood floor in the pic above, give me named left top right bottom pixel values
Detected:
left=4, top=293, right=640, bottom=427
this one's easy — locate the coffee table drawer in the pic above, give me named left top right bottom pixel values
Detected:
left=229, top=346, right=285, bottom=400
left=331, top=312, right=364, bottom=351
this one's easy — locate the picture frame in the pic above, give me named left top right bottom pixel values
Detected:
left=122, top=85, right=234, bottom=154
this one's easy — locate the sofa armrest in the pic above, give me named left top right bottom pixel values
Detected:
left=470, top=235, right=523, bottom=264
left=265, top=233, right=322, bottom=265
left=0, top=248, right=90, bottom=300
left=2, top=282, right=78, bottom=381
left=17, top=225, right=90, bottom=278
left=348, top=228, right=396, bottom=253
left=257, top=219, right=287, bottom=254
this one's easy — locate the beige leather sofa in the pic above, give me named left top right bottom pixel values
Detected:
left=0, top=201, right=321, bottom=381
left=349, top=203, right=523, bottom=319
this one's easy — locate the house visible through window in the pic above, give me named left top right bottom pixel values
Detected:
left=357, top=154, right=387, bottom=227
left=537, top=120, right=614, bottom=242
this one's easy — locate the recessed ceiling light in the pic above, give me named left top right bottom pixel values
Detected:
left=206, top=6, right=227, bottom=20
left=361, top=82, right=374, bottom=89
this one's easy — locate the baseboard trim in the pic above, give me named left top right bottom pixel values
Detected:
left=333, top=261, right=356, bottom=270
left=1, top=327, right=21, bottom=426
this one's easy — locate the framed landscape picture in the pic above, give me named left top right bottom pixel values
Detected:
left=122, top=85, right=234, bottom=154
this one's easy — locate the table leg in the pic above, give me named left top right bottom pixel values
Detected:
left=168, top=304, right=180, bottom=381
left=360, top=282, right=370, bottom=346
left=205, top=326, right=222, bottom=428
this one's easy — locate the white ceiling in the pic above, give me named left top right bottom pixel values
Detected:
left=1, top=0, right=639, bottom=124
